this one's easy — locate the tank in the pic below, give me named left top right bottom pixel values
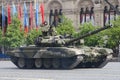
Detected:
left=0, top=0, right=118, bottom=69
left=5, top=25, right=113, bottom=69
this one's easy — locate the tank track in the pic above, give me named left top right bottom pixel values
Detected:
left=10, top=55, right=109, bottom=69
left=10, top=55, right=83, bottom=69
left=76, top=55, right=108, bottom=68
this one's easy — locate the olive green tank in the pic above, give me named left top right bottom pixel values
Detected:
left=6, top=25, right=113, bottom=69
left=1, top=0, right=118, bottom=69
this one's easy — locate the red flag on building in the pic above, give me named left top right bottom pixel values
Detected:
left=18, top=3, right=22, bottom=31
left=7, top=3, right=11, bottom=25
left=40, top=3, right=45, bottom=24
left=30, top=2, right=34, bottom=30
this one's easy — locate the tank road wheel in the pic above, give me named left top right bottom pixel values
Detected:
left=26, top=59, right=34, bottom=69
left=35, top=58, right=42, bottom=69
left=61, top=58, right=72, bottom=69
left=17, top=58, right=26, bottom=69
left=52, top=58, right=61, bottom=69
left=43, top=58, right=52, bottom=69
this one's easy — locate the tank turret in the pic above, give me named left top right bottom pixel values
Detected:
left=35, top=25, right=112, bottom=47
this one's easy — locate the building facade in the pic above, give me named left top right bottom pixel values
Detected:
left=0, top=0, right=120, bottom=29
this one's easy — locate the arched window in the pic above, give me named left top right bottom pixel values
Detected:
left=80, top=7, right=94, bottom=24
left=48, top=1, right=62, bottom=27
left=49, top=9, right=63, bottom=27
left=104, top=5, right=119, bottom=26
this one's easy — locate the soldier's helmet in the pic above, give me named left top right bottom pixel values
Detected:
left=43, top=21, right=48, bottom=25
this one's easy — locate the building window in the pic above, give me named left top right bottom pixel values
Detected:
left=49, top=9, right=63, bottom=27
left=80, top=7, right=94, bottom=25
left=104, top=5, right=119, bottom=26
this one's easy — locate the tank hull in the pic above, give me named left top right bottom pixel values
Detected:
left=6, top=46, right=113, bottom=69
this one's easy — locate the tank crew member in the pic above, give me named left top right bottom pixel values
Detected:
left=48, top=26, right=57, bottom=36
left=40, top=21, right=50, bottom=36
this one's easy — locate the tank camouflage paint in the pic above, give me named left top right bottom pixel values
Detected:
left=6, top=33, right=113, bottom=69
left=4, top=0, right=118, bottom=69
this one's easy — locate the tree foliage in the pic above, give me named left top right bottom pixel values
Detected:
left=0, top=17, right=25, bottom=48
left=73, top=23, right=101, bottom=46
left=74, top=17, right=120, bottom=49
left=25, top=29, right=42, bottom=45
left=56, top=16, right=75, bottom=35
left=101, top=17, right=120, bottom=48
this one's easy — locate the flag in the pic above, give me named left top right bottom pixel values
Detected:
left=24, top=2, right=29, bottom=34
left=40, top=3, right=44, bottom=24
left=35, top=3, right=39, bottom=30
left=18, top=3, right=22, bottom=20
left=7, top=3, right=11, bottom=24
left=12, top=2, right=17, bottom=16
left=18, top=3, right=22, bottom=30
left=30, top=2, right=34, bottom=30
left=2, top=4, right=5, bottom=33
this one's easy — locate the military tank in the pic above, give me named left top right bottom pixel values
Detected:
left=5, top=25, right=113, bottom=69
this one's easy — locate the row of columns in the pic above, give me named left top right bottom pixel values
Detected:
left=79, top=5, right=119, bottom=26
left=49, top=9, right=63, bottom=27
left=104, top=5, right=119, bottom=26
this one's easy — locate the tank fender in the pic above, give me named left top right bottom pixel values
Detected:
left=33, top=49, right=68, bottom=58
left=33, top=49, right=47, bottom=58
left=6, top=50, right=25, bottom=58
left=94, top=47, right=113, bottom=55
left=68, top=48, right=85, bottom=55
left=69, top=55, right=84, bottom=68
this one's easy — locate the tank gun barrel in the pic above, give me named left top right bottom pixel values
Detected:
left=65, top=25, right=112, bottom=46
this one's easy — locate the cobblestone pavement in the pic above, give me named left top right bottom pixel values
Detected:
left=0, top=61, right=120, bottom=80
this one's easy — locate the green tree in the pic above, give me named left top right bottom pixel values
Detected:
left=26, top=29, right=42, bottom=45
left=74, top=17, right=120, bottom=49
left=1, top=17, right=25, bottom=48
left=74, top=23, right=101, bottom=46
left=56, top=16, right=75, bottom=35
left=101, top=17, right=120, bottom=49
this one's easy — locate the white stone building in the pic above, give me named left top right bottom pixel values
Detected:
left=0, top=0, right=120, bottom=29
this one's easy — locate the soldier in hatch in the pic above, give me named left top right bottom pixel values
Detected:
left=41, top=21, right=57, bottom=36
left=40, top=21, right=50, bottom=36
